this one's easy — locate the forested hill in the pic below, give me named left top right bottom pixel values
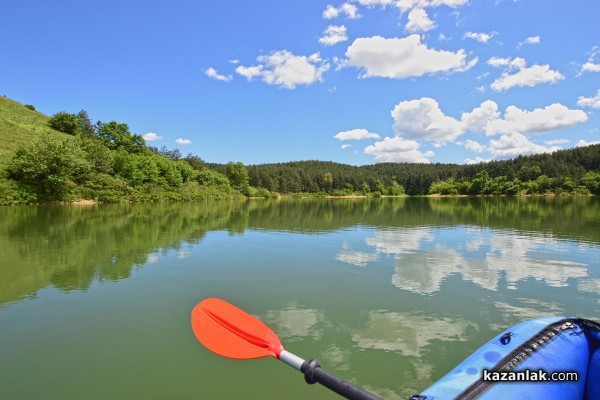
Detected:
left=1, top=95, right=599, bottom=204
left=208, top=145, right=600, bottom=195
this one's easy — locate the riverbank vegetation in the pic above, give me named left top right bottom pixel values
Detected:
left=1, top=96, right=599, bottom=205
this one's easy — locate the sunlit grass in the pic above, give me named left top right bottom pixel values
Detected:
left=0, top=96, right=69, bottom=167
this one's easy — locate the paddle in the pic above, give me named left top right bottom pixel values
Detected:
left=191, top=298, right=382, bottom=400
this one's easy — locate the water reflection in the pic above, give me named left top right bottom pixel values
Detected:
left=338, top=226, right=593, bottom=296
left=352, top=312, right=476, bottom=356
left=263, top=305, right=325, bottom=342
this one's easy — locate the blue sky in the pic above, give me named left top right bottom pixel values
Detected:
left=2, top=0, right=599, bottom=165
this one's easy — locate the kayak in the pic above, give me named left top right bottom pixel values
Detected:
left=410, top=317, right=600, bottom=400
left=191, top=299, right=600, bottom=400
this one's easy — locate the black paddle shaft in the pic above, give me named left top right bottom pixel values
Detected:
left=301, top=359, right=383, bottom=400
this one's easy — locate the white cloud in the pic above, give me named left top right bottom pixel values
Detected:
left=460, top=100, right=500, bottom=132
left=236, top=51, right=330, bottom=89
left=323, top=3, right=360, bottom=19
left=487, top=132, right=559, bottom=158
left=364, top=137, right=435, bottom=163
left=175, top=138, right=192, bottom=145
left=391, top=97, right=463, bottom=144
left=581, top=62, right=600, bottom=74
left=487, top=56, right=511, bottom=68
left=356, top=0, right=394, bottom=5
left=204, top=67, right=232, bottom=82
left=143, top=132, right=162, bottom=141
left=406, top=8, right=436, bottom=33
left=319, top=25, right=348, bottom=46
left=576, top=139, right=600, bottom=147
left=465, top=156, right=490, bottom=164
left=345, top=35, right=476, bottom=79
left=579, top=47, right=600, bottom=75
left=488, top=57, right=564, bottom=91
left=544, top=139, right=569, bottom=146
left=485, top=103, right=588, bottom=136
left=228, top=59, right=240, bottom=64
left=235, top=65, right=263, bottom=80
left=334, top=128, right=381, bottom=140
left=518, top=36, right=540, bottom=48
left=341, top=144, right=352, bottom=149
left=458, top=101, right=588, bottom=159
left=464, top=31, right=497, bottom=43
left=577, top=89, right=600, bottom=109
left=465, top=139, right=485, bottom=153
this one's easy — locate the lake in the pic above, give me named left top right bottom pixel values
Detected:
left=1, top=197, right=599, bottom=399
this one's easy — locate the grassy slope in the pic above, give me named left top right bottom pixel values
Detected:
left=0, top=96, right=70, bottom=168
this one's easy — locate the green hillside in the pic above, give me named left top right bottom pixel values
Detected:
left=0, top=96, right=244, bottom=205
left=0, top=97, right=71, bottom=167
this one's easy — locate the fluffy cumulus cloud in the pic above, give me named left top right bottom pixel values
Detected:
left=204, top=67, right=232, bottom=82
left=464, top=31, right=497, bottom=43
left=236, top=51, right=330, bottom=89
left=577, top=89, right=600, bottom=109
left=143, top=132, right=162, bottom=141
left=334, top=128, right=381, bottom=140
left=345, top=35, right=476, bottom=79
left=460, top=100, right=500, bottom=132
left=582, top=62, right=600, bottom=73
left=487, top=57, right=564, bottom=91
left=464, top=139, right=485, bottom=153
left=391, top=97, right=463, bottom=144
left=395, top=0, right=469, bottom=32
left=364, top=137, right=435, bottom=163
left=405, top=8, right=435, bottom=33
left=319, top=25, right=348, bottom=46
left=357, top=97, right=588, bottom=163
left=459, top=101, right=588, bottom=159
left=487, top=132, right=560, bottom=158
left=484, top=103, right=588, bottom=136
left=175, top=138, right=192, bottom=145
left=323, top=3, right=360, bottom=19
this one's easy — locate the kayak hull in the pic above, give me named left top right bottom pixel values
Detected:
left=412, top=317, right=600, bottom=400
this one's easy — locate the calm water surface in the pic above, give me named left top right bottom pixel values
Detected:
left=1, top=197, right=599, bottom=399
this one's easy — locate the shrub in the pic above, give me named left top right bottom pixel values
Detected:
left=48, top=112, right=81, bottom=136
left=8, top=137, right=91, bottom=200
left=24, top=104, right=35, bottom=111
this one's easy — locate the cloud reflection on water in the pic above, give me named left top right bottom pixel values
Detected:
left=263, top=305, right=325, bottom=342
left=352, top=311, right=476, bottom=357
left=337, top=227, right=591, bottom=295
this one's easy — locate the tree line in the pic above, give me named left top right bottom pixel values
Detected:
left=2, top=102, right=599, bottom=204
left=205, top=144, right=600, bottom=196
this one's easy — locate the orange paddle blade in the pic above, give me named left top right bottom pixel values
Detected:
left=191, top=298, right=283, bottom=359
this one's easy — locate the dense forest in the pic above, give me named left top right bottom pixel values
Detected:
left=1, top=96, right=599, bottom=205
left=207, top=145, right=600, bottom=196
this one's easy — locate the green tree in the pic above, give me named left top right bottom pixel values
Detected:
left=48, top=112, right=81, bottom=136
left=8, top=137, right=91, bottom=200
left=77, top=110, right=96, bottom=138
left=96, top=121, right=145, bottom=152
left=323, top=172, right=334, bottom=193
left=581, top=171, right=600, bottom=194
left=226, top=162, right=250, bottom=194
left=429, top=179, right=458, bottom=195
left=517, top=165, right=542, bottom=182
left=81, top=137, right=113, bottom=174
left=469, top=170, right=492, bottom=194
left=183, top=154, right=206, bottom=170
